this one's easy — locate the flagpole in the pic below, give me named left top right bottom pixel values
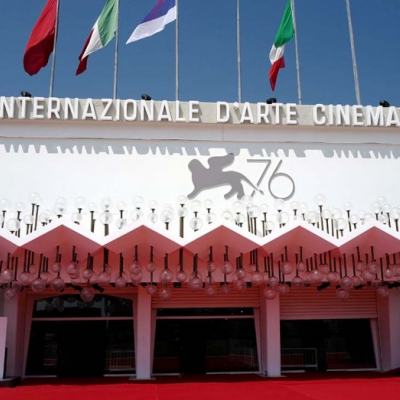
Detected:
left=290, top=0, right=302, bottom=105
left=345, top=0, right=361, bottom=105
left=176, top=0, right=180, bottom=101
left=49, top=0, right=60, bottom=98
left=236, top=0, right=242, bottom=103
left=113, top=0, right=120, bottom=100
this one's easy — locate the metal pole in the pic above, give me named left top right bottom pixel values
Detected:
left=113, top=0, right=120, bottom=100
left=49, top=0, right=60, bottom=98
left=236, top=0, right=242, bottom=103
left=176, top=0, right=180, bottom=100
left=345, top=0, right=361, bottom=105
left=291, top=0, right=302, bottom=105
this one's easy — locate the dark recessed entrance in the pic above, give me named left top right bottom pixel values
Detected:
left=26, top=295, right=135, bottom=377
left=281, top=319, right=376, bottom=371
left=27, top=321, right=106, bottom=377
left=154, top=309, right=258, bottom=375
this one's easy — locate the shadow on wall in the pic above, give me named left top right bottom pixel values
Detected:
left=0, top=139, right=399, bottom=160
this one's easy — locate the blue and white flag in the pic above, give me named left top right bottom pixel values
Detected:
left=126, top=0, right=176, bottom=44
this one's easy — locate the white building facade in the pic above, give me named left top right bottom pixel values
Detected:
left=0, top=98, right=399, bottom=379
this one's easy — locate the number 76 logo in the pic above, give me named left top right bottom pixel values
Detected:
left=247, top=159, right=296, bottom=200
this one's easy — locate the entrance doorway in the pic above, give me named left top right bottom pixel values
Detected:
left=26, top=295, right=135, bottom=377
left=281, top=319, right=376, bottom=371
left=28, top=320, right=106, bottom=377
left=153, top=308, right=259, bottom=374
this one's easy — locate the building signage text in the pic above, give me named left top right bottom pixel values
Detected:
left=0, top=96, right=399, bottom=128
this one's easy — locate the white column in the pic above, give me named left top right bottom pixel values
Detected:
left=135, top=287, right=153, bottom=380
left=377, top=289, right=400, bottom=371
left=262, top=295, right=281, bottom=377
left=3, top=293, right=27, bottom=377
left=0, top=317, right=7, bottom=379
left=370, top=319, right=381, bottom=370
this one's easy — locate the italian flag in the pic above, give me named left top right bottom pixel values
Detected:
left=269, top=0, right=294, bottom=91
left=76, top=0, right=118, bottom=75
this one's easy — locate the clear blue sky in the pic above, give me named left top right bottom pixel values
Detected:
left=0, top=0, right=399, bottom=106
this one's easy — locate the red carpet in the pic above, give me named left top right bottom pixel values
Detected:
left=0, top=373, right=399, bottom=400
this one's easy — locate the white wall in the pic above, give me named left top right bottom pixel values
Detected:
left=1, top=107, right=400, bottom=376
left=0, top=119, right=399, bottom=214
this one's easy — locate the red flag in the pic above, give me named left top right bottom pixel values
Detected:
left=23, top=0, right=57, bottom=76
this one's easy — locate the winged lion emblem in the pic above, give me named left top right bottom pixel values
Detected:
left=187, top=154, right=263, bottom=200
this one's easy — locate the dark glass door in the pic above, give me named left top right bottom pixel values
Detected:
left=57, top=321, right=105, bottom=377
left=181, top=321, right=206, bottom=374
left=26, top=320, right=135, bottom=377
left=281, top=319, right=376, bottom=371
left=154, top=318, right=258, bottom=374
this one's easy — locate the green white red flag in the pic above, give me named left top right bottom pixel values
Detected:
left=269, top=0, right=294, bottom=91
left=76, top=0, right=118, bottom=75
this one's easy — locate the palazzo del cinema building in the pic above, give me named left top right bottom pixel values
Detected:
left=0, top=97, right=399, bottom=380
